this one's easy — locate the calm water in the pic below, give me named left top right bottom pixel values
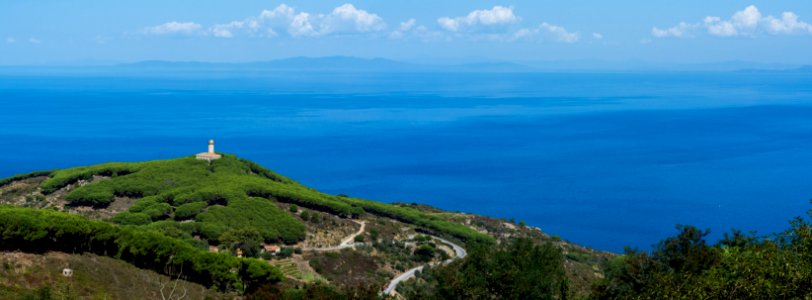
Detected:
left=1, top=70, right=811, bottom=252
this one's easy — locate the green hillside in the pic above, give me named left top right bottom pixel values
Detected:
left=1, top=154, right=627, bottom=299
left=32, top=154, right=491, bottom=245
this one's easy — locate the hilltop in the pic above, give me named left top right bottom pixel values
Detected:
left=0, top=154, right=611, bottom=299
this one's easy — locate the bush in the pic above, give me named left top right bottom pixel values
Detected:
left=277, top=247, right=294, bottom=259
left=175, top=201, right=208, bottom=220
left=40, top=155, right=490, bottom=247
left=592, top=220, right=812, bottom=299
left=195, top=198, right=305, bottom=244
left=401, top=238, right=567, bottom=299
left=41, top=163, right=137, bottom=194
left=112, top=212, right=152, bottom=225
left=414, top=244, right=435, bottom=262
left=64, top=185, right=115, bottom=207
left=129, top=198, right=172, bottom=220
left=0, top=206, right=283, bottom=292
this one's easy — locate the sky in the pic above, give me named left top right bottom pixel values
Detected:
left=1, top=0, right=811, bottom=65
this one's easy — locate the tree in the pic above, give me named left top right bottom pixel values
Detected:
left=652, top=225, right=718, bottom=274
left=402, top=238, right=568, bottom=300
left=153, top=265, right=188, bottom=300
left=220, top=228, right=263, bottom=258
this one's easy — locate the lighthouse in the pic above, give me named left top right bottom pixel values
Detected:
left=196, top=139, right=222, bottom=161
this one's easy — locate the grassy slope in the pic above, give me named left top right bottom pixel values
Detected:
left=0, top=251, right=229, bottom=300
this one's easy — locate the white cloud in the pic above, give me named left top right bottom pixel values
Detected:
left=210, top=21, right=245, bottom=38
left=732, top=5, right=762, bottom=29
left=438, top=6, right=519, bottom=32
left=540, top=23, right=579, bottom=42
left=389, top=20, right=445, bottom=41
left=260, top=4, right=295, bottom=20
left=144, top=21, right=202, bottom=35
left=703, top=17, right=737, bottom=36
left=28, top=37, right=41, bottom=44
left=399, top=18, right=416, bottom=32
left=5, top=37, right=15, bottom=44
left=653, top=5, right=812, bottom=38
left=652, top=22, right=695, bottom=38
left=207, top=3, right=385, bottom=38
left=592, top=32, right=603, bottom=39
left=289, top=12, right=317, bottom=37
left=765, top=12, right=812, bottom=34
left=390, top=18, right=417, bottom=39
left=324, top=4, right=385, bottom=33
left=512, top=22, right=579, bottom=43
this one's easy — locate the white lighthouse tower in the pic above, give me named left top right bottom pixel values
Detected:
left=196, top=139, right=222, bottom=161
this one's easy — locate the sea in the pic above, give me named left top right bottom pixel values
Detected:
left=1, top=69, right=811, bottom=252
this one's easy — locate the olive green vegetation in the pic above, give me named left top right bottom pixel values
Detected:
left=39, top=154, right=490, bottom=245
left=591, top=210, right=812, bottom=299
left=398, top=238, right=568, bottom=299
left=196, top=198, right=306, bottom=244
left=0, top=206, right=281, bottom=293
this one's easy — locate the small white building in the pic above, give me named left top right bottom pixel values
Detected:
left=196, top=139, right=222, bottom=161
left=62, top=268, right=73, bottom=277
left=262, top=244, right=281, bottom=254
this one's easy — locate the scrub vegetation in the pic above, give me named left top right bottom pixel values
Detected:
left=39, top=155, right=490, bottom=245
left=0, top=155, right=616, bottom=299
left=0, top=206, right=280, bottom=293
left=591, top=213, right=812, bottom=299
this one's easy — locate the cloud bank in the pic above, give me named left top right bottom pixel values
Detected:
left=140, top=3, right=582, bottom=44
left=653, top=5, right=812, bottom=38
left=437, top=6, right=520, bottom=32
left=143, top=21, right=203, bottom=35
left=208, top=4, right=386, bottom=38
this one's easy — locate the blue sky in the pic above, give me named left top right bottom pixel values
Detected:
left=1, top=0, right=811, bottom=65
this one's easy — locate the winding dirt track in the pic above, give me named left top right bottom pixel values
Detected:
left=302, top=220, right=366, bottom=252
left=382, top=236, right=466, bottom=295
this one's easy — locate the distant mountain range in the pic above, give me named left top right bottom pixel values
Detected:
left=0, top=56, right=809, bottom=73
left=121, top=56, right=535, bottom=73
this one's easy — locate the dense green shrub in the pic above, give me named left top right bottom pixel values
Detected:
left=239, top=158, right=294, bottom=184
left=40, top=163, right=137, bottom=194
left=414, top=244, right=435, bottom=262
left=129, top=198, right=172, bottom=220
left=64, top=185, right=115, bottom=207
left=591, top=217, right=812, bottom=299
left=196, top=197, right=305, bottom=244
left=0, top=206, right=282, bottom=292
left=175, top=201, right=208, bottom=220
left=146, top=220, right=195, bottom=240
left=400, top=238, right=567, bottom=299
left=220, top=228, right=264, bottom=258
left=112, top=212, right=152, bottom=225
left=40, top=155, right=489, bottom=245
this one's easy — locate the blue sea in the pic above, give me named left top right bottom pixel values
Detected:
left=2, top=70, right=811, bottom=252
